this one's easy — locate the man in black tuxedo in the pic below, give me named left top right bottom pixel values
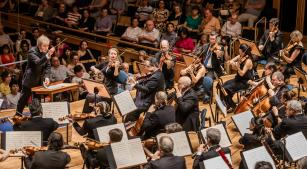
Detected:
left=193, top=128, right=231, bottom=169
left=25, top=132, right=71, bottom=169
left=125, top=58, right=165, bottom=122
left=144, top=135, right=186, bottom=169
left=71, top=101, right=117, bottom=140
left=174, top=76, right=199, bottom=132
left=140, top=91, right=176, bottom=140
left=13, top=99, right=59, bottom=144
left=16, top=35, right=55, bottom=115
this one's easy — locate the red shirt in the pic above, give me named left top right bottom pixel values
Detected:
left=0, top=54, right=15, bottom=68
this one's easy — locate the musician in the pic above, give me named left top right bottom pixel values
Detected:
left=0, top=149, right=9, bottom=162
left=280, top=30, right=305, bottom=80
left=71, top=65, right=90, bottom=99
left=125, top=58, right=165, bottom=122
left=90, top=48, right=122, bottom=95
left=223, top=43, right=254, bottom=110
left=140, top=91, right=176, bottom=140
left=144, top=135, right=186, bottom=169
left=268, top=71, right=289, bottom=104
left=155, top=40, right=176, bottom=89
left=298, top=156, right=307, bottom=169
left=248, top=63, right=277, bottom=89
left=180, top=55, right=206, bottom=98
left=254, top=161, right=274, bottom=169
left=258, top=18, right=283, bottom=63
left=16, top=35, right=55, bottom=116
left=193, top=128, right=231, bottom=169
left=71, top=101, right=117, bottom=140
left=25, top=132, right=71, bottom=169
left=174, top=76, right=199, bottom=132
left=201, top=32, right=224, bottom=103
left=239, top=117, right=264, bottom=150
left=13, top=99, right=59, bottom=144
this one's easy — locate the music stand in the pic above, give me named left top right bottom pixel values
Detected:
left=294, top=67, right=307, bottom=99
left=213, top=92, right=227, bottom=123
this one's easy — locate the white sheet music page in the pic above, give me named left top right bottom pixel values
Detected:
left=111, top=138, right=147, bottom=168
left=243, top=146, right=276, bottom=169
left=113, top=90, right=137, bottom=116
left=285, top=132, right=307, bottom=161
left=4, top=131, right=42, bottom=150
left=231, top=110, right=254, bottom=136
left=215, top=95, right=227, bottom=117
left=0, top=98, right=3, bottom=108
left=203, top=154, right=232, bottom=169
left=96, top=123, right=128, bottom=143
left=201, top=124, right=231, bottom=147
left=42, top=102, right=69, bottom=124
left=156, top=131, right=192, bottom=156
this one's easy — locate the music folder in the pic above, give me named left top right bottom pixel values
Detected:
left=238, top=38, right=261, bottom=56
left=112, top=90, right=137, bottom=116
left=241, top=146, right=276, bottom=169
left=1, top=131, right=42, bottom=150
left=231, top=110, right=254, bottom=136
left=94, top=123, right=129, bottom=143
left=281, top=132, right=307, bottom=162
left=83, top=79, right=111, bottom=98
left=41, top=102, right=70, bottom=124
left=201, top=153, right=232, bottom=169
left=201, top=123, right=232, bottom=147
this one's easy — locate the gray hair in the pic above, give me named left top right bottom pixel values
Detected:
left=179, top=76, right=192, bottom=88
left=287, top=100, right=302, bottom=114
left=139, top=50, right=147, bottom=55
left=159, top=135, right=174, bottom=153
left=272, top=71, right=284, bottom=81
left=298, top=156, right=307, bottom=169
left=37, top=35, right=50, bottom=46
left=165, top=123, right=183, bottom=133
left=206, top=128, right=221, bottom=145
left=160, top=40, right=169, bottom=47
left=290, top=30, right=303, bottom=41
left=155, top=91, right=167, bottom=105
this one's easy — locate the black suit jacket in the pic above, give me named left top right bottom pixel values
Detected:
left=96, top=145, right=114, bottom=169
left=175, top=88, right=199, bottom=131
left=73, top=114, right=117, bottom=140
left=193, top=145, right=231, bottom=169
left=134, top=70, right=165, bottom=110
left=13, top=116, right=59, bottom=143
left=273, top=114, right=307, bottom=140
left=144, top=153, right=186, bottom=169
left=141, top=105, right=176, bottom=139
left=22, top=47, right=51, bottom=88
left=79, top=16, right=96, bottom=32
left=28, top=150, right=71, bottom=169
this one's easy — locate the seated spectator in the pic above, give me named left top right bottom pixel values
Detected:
left=0, top=45, right=15, bottom=69
left=161, top=22, right=177, bottom=48
left=185, top=0, right=204, bottom=16
left=173, top=27, right=195, bottom=56
left=109, top=0, right=128, bottom=16
left=64, top=4, right=81, bottom=28
left=168, top=3, right=186, bottom=27
left=77, top=40, right=96, bottom=71
left=120, top=62, right=134, bottom=91
left=1, top=79, right=20, bottom=109
left=0, top=23, right=14, bottom=50
left=138, top=20, right=160, bottom=48
left=87, top=0, right=108, bottom=18
left=55, top=37, right=69, bottom=57
left=183, top=6, right=202, bottom=38
left=238, top=0, right=266, bottom=27
left=135, top=0, right=154, bottom=27
left=94, top=8, right=113, bottom=35
left=52, top=3, right=68, bottom=25
left=121, top=18, right=142, bottom=43
left=221, top=13, right=242, bottom=38
left=50, top=57, right=70, bottom=82
left=79, top=9, right=96, bottom=32
left=15, top=29, right=31, bottom=53
left=193, top=34, right=208, bottom=56
left=59, top=47, right=72, bottom=66
left=0, top=71, right=11, bottom=97
left=152, top=0, right=170, bottom=32
left=71, top=65, right=90, bottom=99
left=16, top=39, right=30, bottom=71
left=34, top=0, right=54, bottom=21
left=200, top=8, right=221, bottom=35
left=67, top=52, right=87, bottom=75
left=29, top=27, right=40, bottom=46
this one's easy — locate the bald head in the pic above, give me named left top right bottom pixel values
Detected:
left=159, top=135, right=174, bottom=153
left=178, top=76, right=192, bottom=88
left=160, top=40, right=170, bottom=52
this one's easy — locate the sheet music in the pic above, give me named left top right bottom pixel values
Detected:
left=242, top=146, right=276, bottom=169
left=156, top=131, right=192, bottom=156
left=0, top=99, right=3, bottom=108
left=46, top=83, right=66, bottom=90
left=111, top=138, right=147, bottom=169
left=203, top=154, right=232, bottom=169
left=3, top=131, right=42, bottom=150
left=113, top=90, right=137, bottom=116
left=284, top=132, right=307, bottom=161
left=231, top=110, right=254, bottom=136
left=42, top=102, right=69, bottom=124
left=238, top=39, right=261, bottom=56
left=83, top=79, right=111, bottom=98
left=215, top=95, right=227, bottom=117
left=96, top=123, right=128, bottom=143
left=201, top=124, right=231, bottom=147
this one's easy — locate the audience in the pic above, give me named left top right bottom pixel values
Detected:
left=168, top=3, right=186, bottom=27
left=238, top=0, right=266, bottom=27
left=221, top=13, right=242, bottom=38
left=94, top=8, right=113, bottom=35
left=0, top=44, right=15, bottom=69
left=1, top=79, right=20, bottom=109
left=15, top=29, right=31, bottom=53
left=152, top=0, right=170, bottom=32
left=173, top=27, right=195, bottom=55
left=34, top=0, right=54, bottom=21
left=0, top=71, right=11, bottom=97
left=79, top=9, right=96, bottom=32
left=50, top=57, right=70, bottom=82
left=121, top=18, right=142, bottom=43
left=183, top=6, right=202, bottom=38
left=200, top=8, right=221, bottom=35
left=135, top=0, right=154, bottom=27
left=64, top=4, right=81, bottom=28
left=138, top=19, right=160, bottom=48
left=161, top=22, right=177, bottom=48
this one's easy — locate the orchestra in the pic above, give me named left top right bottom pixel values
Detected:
left=2, top=2, right=307, bottom=169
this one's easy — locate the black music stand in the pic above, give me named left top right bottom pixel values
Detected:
left=294, top=68, right=307, bottom=100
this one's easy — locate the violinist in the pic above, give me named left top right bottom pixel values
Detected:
left=71, top=65, right=90, bottom=99
left=258, top=18, right=283, bottom=63
left=247, top=63, right=277, bottom=89
left=155, top=40, right=176, bottom=89
left=13, top=99, right=59, bottom=145
left=268, top=71, right=289, bottom=103
left=140, top=91, right=176, bottom=140
left=279, top=30, right=305, bottom=80
left=16, top=35, right=55, bottom=116
left=24, top=132, right=71, bottom=169
left=193, top=128, right=231, bottom=169
left=125, top=58, right=165, bottom=122
left=70, top=101, right=116, bottom=140
left=223, top=43, right=254, bottom=111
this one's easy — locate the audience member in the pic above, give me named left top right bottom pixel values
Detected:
left=34, top=0, right=54, bottom=21
left=53, top=3, right=68, bottom=25
left=79, top=9, right=96, bottom=32
left=1, top=79, right=20, bottom=109
left=138, top=20, right=160, bottom=48
left=109, top=0, right=128, bottom=16
left=15, top=29, right=31, bottom=53
left=173, top=27, right=195, bottom=55
left=161, top=22, right=177, bottom=48
left=168, top=3, right=186, bottom=27
left=200, top=8, right=221, bottom=35
left=221, top=13, right=242, bottom=38
left=77, top=40, right=95, bottom=71
left=30, top=27, right=40, bottom=46
left=0, top=44, right=15, bottom=69
left=94, top=8, right=113, bottom=35
left=55, top=37, right=69, bottom=57
left=152, top=0, right=170, bottom=32
left=59, top=47, right=72, bottom=66
left=50, top=57, right=70, bottom=82
left=64, top=4, right=81, bottom=28
left=183, top=6, right=202, bottom=38
left=0, top=23, right=14, bottom=49
left=121, top=18, right=142, bottom=43
left=0, top=71, right=11, bottom=97
left=238, top=0, right=266, bottom=27
left=135, top=0, right=154, bottom=27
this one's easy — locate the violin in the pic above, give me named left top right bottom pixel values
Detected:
left=81, top=138, right=110, bottom=150
left=9, top=146, right=48, bottom=156
left=59, top=113, right=97, bottom=121
left=0, top=115, right=31, bottom=125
